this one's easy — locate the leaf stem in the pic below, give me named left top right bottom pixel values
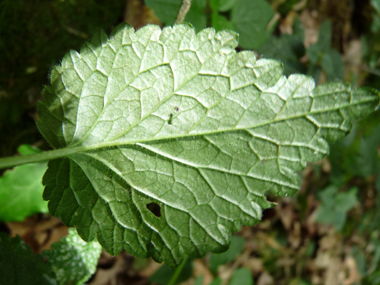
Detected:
left=175, top=0, right=192, bottom=24
left=167, top=256, right=189, bottom=285
left=0, top=146, right=86, bottom=169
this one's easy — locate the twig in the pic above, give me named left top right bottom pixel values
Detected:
left=175, top=0, right=192, bottom=24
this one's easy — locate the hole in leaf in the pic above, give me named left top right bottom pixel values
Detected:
left=146, top=202, right=161, bottom=217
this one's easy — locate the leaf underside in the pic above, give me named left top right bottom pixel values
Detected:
left=37, top=23, right=380, bottom=266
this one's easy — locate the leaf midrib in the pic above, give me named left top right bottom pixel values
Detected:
left=66, top=97, right=374, bottom=151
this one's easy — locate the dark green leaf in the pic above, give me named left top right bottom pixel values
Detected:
left=259, top=34, right=306, bottom=76
left=317, top=21, right=332, bottom=52
left=321, top=49, right=344, bottom=81
left=0, top=233, right=57, bottom=285
left=210, top=236, right=245, bottom=273
left=145, top=0, right=206, bottom=30
left=316, top=186, right=358, bottom=231
left=219, top=0, right=238, bottom=12
left=150, top=258, right=193, bottom=285
left=212, top=12, right=235, bottom=32
left=231, top=0, right=275, bottom=49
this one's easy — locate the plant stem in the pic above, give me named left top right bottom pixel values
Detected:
left=167, top=256, right=189, bottom=285
left=175, top=0, right=192, bottom=24
left=0, top=146, right=86, bottom=169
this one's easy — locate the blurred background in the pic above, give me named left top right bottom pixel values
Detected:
left=0, top=0, right=379, bottom=284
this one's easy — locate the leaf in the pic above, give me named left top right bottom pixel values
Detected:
left=36, top=24, right=380, bottom=265
left=212, top=12, right=235, bottom=32
left=229, top=268, right=254, bottom=285
left=145, top=0, right=207, bottom=30
left=150, top=258, right=193, bottom=285
left=17, top=144, right=42, bottom=155
left=0, top=233, right=57, bottom=285
left=209, top=235, right=245, bottom=273
left=218, top=0, right=238, bottom=12
left=145, top=0, right=181, bottom=25
left=0, top=160, right=48, bottom=222
left=231, top=0, right=275, bottom=49
left=376, top=161, right=380, bottom=192
left=259, top=34, right=306, bottom=76
left=316, top=21, right=332, bottom=52
left=321, top=49, right=344, bottom=81
left=184, top=0, right=207, bottom=31
left=316, top=186, right=358, bottom=231
left=210, top=278, right=222, bottom=285
left=371, top=0, right=380, bottom=14
left=42, top=229, right=102, bottom=285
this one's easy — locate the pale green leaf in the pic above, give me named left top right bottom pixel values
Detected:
left=42, top=229, right=102, bottom=285
left=0, top=162, right=48, bottom=222
left=37, top=24, right=380, bottom=265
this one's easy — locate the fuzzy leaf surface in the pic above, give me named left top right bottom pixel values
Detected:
left=37, top=24, right=380, bottom=265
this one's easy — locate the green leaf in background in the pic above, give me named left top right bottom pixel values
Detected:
left=218, top=0, right=238, bottom=12
left=36, top=24, right=380, bottom=265
left=209, top=236, right=245, bottom=273
left=17, top=144, right=42, bottom=155
left=210, top=278, right=222, bottom=285
left=376, top=161, right=380, bottom=192
left=184, top=0, right=207, bottom=30
left=194, top=276, right=204, bottom=285
left=211, top=12, right=235, bottom=32
left=371, top=0, right=380, bottom=14
left=231, top=0, right=275, bottom=49
left=145, top=0, right=181, bottom=25
left=321, top=49, right=344, bottom=81
left=316, top=21, right=332, bottom=52
left=0, top=233, right=57, bottom=285
left=316, top=186, right=358, bottom=231
left=259, top=34, right=306, bottom=76
left=277, top=0, right=301, bottom=17
left=0, top=145, right=48, bottom=222
left=258, top=18, right=306, bottom=76
left=42, top=229, right=102, bottom=285
left=229, top=268, right=254, bottom=285
left=306, top=20, right=344, bottom=82
left=356, top=124, right=380, bottom=177
left=150, top=258, right=193, bottom=285
left=145, top=0, right=207, bottom=30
